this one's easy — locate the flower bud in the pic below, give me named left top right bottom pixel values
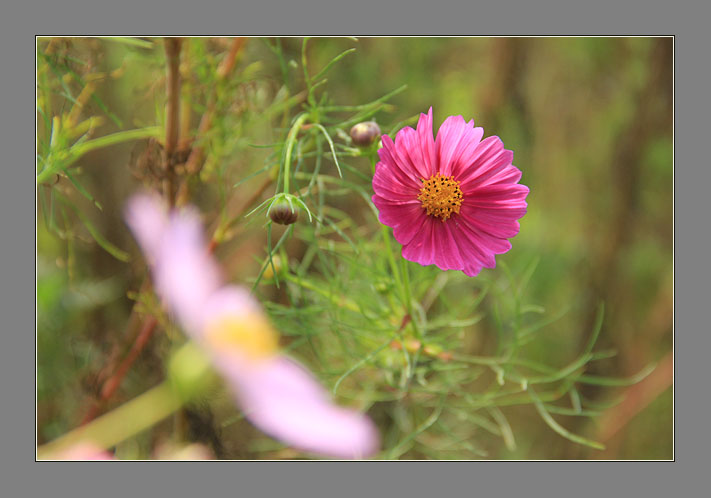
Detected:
left=262, top=254, right=283, bottom=280
left=268, top=200, right=299, bottom=225
left=350, top=121, right=381, bottom=147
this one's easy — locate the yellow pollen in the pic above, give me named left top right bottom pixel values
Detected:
left=417, top=173, right=463, bottom=222
left=204, top=313, right=278, bottom=360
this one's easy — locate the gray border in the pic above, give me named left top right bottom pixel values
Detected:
left=7, top=0, right=708, bottom=496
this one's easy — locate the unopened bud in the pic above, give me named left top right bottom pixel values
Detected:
left=262, top=255, right=283, bottom=280
left=350, top=121, right=381, bottom=147
left=268, top=200, right=299, bottom=225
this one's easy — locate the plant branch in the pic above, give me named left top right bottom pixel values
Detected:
left=181, top=38, right=247, bottom=180
left=163, top=37, right=182, bottom=206
left=81, top=316, right=158, bottom=425
left=40, top=381, right=182, bottom=459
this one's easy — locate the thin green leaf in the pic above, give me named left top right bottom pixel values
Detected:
left=89, top=93, right=123, bottom=128
left=488, top=407, right=517, bottom=451
left=322, top=217, right=358, bottom=254
left=247, top=142, right=284, bottom=149
left=266, top=222, right=279, bottom=288
left=530, top=389, right=605, bottom=450
left=517, top=255, right=541, bottom=296
left=38, top=187, right=51, bottom=232
left=104, top=37, right=154, bottom=49
left=37, top=127, right=161, bottom=184
left=59, top=202, right=128, bottom=264
left=312, top=48, right=356, bottom=81
left=75, top=213, right=130, bottom=262
left=582, top=302, right=605, bottom=356
left=577, top=364, right=656, bottom=386
left=251, top=224, right=293, bottom=291
left=452, top=408, right=501, bottom=436
left=386, top=401, right=444, bottom=459
left=526, top=353, right=592, bottom=384
left=310, top=124, right=342, bottom=178
left=387, top=114, right=420, bottom=136
left=232, top=163, right=272, bottom=188
left=333, top=336, right=394, bottom=395
left=322, top=84, right=408, bottom=113
left=64, top=168, right=103, bottom=210
left=301, top=37, right=314, bottom=104
left=542, top=404, right=602, bottom=417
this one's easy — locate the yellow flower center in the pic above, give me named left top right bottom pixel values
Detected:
left=417, top=173, right=463, bottom=222
left=204, top=313, right=278, bottom=360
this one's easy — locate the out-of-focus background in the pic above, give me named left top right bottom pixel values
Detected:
left=37, top=37, right=672, bottom=459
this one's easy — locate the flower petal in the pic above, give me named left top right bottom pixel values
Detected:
left=443, top=222, right=486, bottom=277
left=431, top=219, right=464, bottom=271
left=126, top=194, right=222, bottom=335
left=372, top=195, right=426, bottom=245
left=391, top=126, right=431, bottom=180
left=484, top=163, right=524, bottom=186
left=464, top=183, right=530, bottom=209
left=401, top=215, right=437, bottom=266
left=125, top=196, right=381, bottom=459
left=455, top=210, right=514, bottom=261
left=52, top=443, right=114, bottom=460
left=457, top=136, right=513, bottom=190
left=199, top=285, right=262, bottom=322
left=155, top=211, right=222, bottom=334
left=216, top=355, right=380, bottom=459
left=461, top=195, right=528, bottom=221
left=448, top=216, right=498, bottom=268
left=371, top=110, right=529, bottom=278
left=124, top=193, right=169, bottom=263
left=372, top=160, right=421, bottom=202
left=460, top=211, right=522, bottom=239
left=378, top=135, right=424, bottom=187
left=416, top=107, right=438, bottom=174
left=435, top=115, right=484, bottom=177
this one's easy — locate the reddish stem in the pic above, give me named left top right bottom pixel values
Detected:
left=81, top=317, right=158, bottom=425
left=163, top=37, right=183, bottom=206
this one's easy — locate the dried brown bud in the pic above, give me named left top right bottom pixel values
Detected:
left=350, top=121, right=381, bottom=147
left=268, top=200, right=299, bottom=225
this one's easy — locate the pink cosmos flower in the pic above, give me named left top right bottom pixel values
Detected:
left=51, top=442, right=114, bottom=460
left=372, top=108, right=529, bottom=277
left=125, top=194, right=379, bottom=459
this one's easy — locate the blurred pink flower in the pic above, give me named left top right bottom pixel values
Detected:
left=372, top=108, right=529, bottom=276
left=52, top=443, right=113, bottom=460
left=154, top=442, right=213, bottom=460
left=125, top=194, right=379, bottom=459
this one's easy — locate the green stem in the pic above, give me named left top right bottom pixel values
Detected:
left=37, top=381, right=182, bottom=459
left=301, top=37, right=314, bottom=106
left=37, top=126, right=161, bottom=184
left=283, top=113, right=309, bottom=194
left=380, top=224, right=404, bottom=303
left=371, top=156, right=420, bottom=339
left=399, top=257, right=421, bottom=339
